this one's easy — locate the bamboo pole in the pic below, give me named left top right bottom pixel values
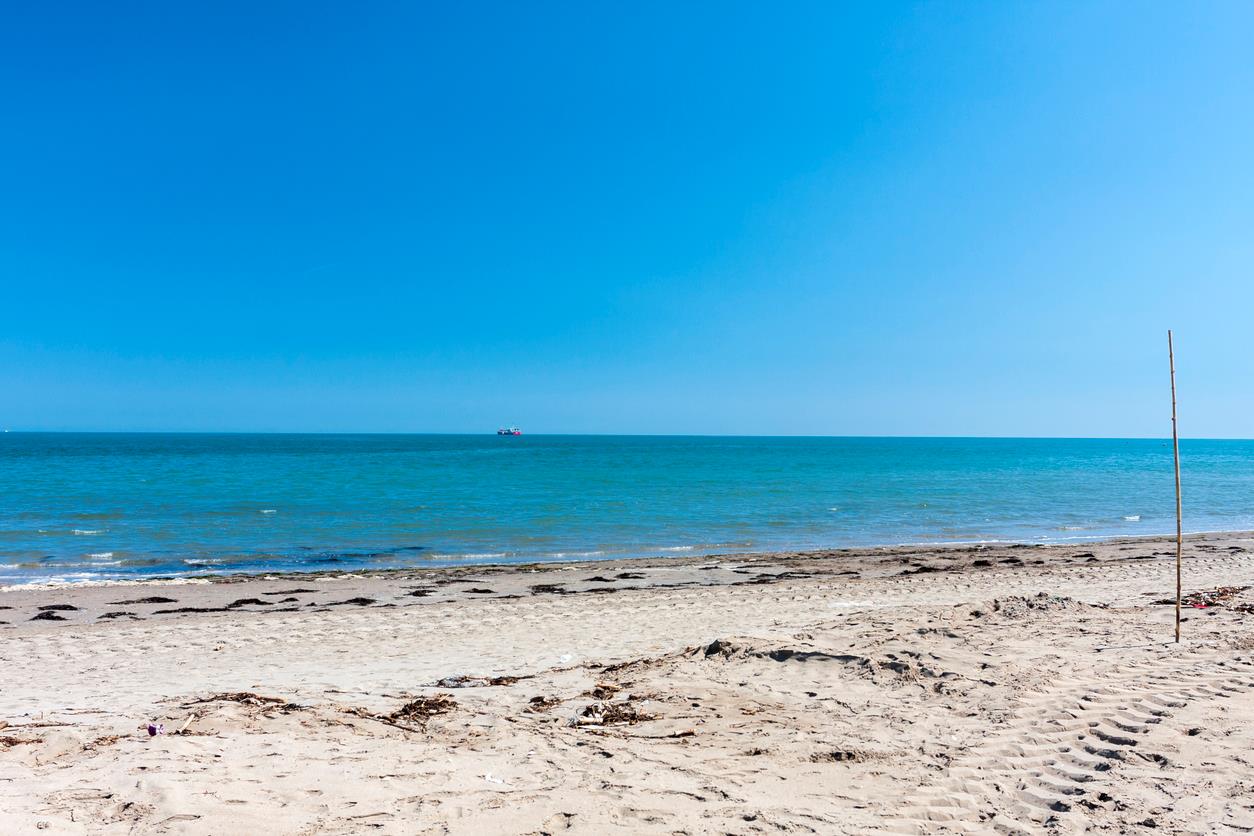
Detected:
left=1168, top=330, right=1182, bottom=643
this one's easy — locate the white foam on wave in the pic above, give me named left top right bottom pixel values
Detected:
left=658, top=545, right=695, bottom=552
left=260, top=509, right=277, bottom=514
left=550, top=550, right=605, bottom=558
left=1124, top=515, right=1141, bottom=521
left=1, top=576, right=210, bottom=592
left=427, top=552, right=508, bottom=560
left=72, top=529, right=103, bottom=535
left=87, top=551, right=114, bottom=559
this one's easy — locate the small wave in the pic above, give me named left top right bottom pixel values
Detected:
left=1058, top=525, right=1086, bottom=531
left=260, top=509, right=277, bottom=514
left=550, top=550, right=605, bottom=558
left=658, top=545, right=695, bottom=552
left=72, top=529, right=103, bottom=535
left=87, top=551, right=115, bottom=559
left=1123, top=515, right=1141, bottom=522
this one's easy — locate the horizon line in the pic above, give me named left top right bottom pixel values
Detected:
left=0, top=430, right=1244, bottom=441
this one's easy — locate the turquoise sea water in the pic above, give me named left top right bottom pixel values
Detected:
left=2, top=433, right=1253, bottom=586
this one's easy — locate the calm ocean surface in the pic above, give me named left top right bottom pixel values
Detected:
left=2, top=433, right=1253, bottom=586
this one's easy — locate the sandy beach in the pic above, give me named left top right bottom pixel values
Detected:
left=3, top=533, right=1253, bottom=834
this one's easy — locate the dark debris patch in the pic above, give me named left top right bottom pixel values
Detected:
left=325, top=597, right=377, bottom=607
left=810, top=749, right=881, bottom=763
left=576, top=701, right=654, bottom=726
left=388, top=694, right=456, bottom=723
left=226, top=598, right=273, bottom=608
left=526, top=695, right=561, bottom=712
left=436, top=674, right=523, bottom=688
left=108, top=596, right=177, bottom=605
left=184, top=692, right=304, bottom=713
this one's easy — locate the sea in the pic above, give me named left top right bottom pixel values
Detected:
left=2, top=433, right=1253, bottom=587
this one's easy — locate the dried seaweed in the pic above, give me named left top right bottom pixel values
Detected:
left=387, top=694, right=456, bottom=723
left=526, top=696, right=561, bottom=712
left=575, top=700, right=653, bottom=726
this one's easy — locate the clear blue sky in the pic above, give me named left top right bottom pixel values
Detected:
left=2, top=2, right=1251, bottom=436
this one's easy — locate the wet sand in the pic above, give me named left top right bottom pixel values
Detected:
left=3, top=532, right=1254, bottom=833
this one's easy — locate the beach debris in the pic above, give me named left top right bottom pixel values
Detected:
left=529, top=583, right=568, bottom=595
left=225, top=597, right=273, bottom=608
left=573, top=699, right=654, bottom=727
left=108, top=596, right=177, bottom=605
left=436, top=674, right=523, bottom=688
left=0, top=735, right=40, bottom=749
left=389, top=695, right=455, bottom=722
left=407, top=587, right=435, bottom=597
left=30, top=611, right=68, bottom=621
left=582, top=683, right=620, bottom=700
left=263, top=588, right=318, bottom=595
left=810, top=749, right=878, bottom=763
left=465, top=588, right=495, bottom=594
left=1152, top=586, right=1250, bottom=609
left=387, top=695, right=456, bottom=723
left=183, top=692, right=303, bottom=714
left=526, top=695, right=561, bottom=712
left=338, top=694, right=457, bottom=733
left=325, top=597, right=376, bottom=606
left=38, top=604, right=79, bottom=611
left=147, top=723, right=165, bottom=737
left=98, top=611, right=137, bottom=620
left=616, top=572, right=646, bottom=580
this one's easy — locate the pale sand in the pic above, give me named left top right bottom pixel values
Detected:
left=2, top=533, right=1254, bottom=834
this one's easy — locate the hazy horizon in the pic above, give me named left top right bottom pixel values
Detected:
left=0, top=429, right=1234, bottom=441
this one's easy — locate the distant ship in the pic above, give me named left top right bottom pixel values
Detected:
left=497, top=426, right=522, bottom=436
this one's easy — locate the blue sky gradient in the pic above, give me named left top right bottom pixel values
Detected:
left=2, top=2, right=1252, bottom=435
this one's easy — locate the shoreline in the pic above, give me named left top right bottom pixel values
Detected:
left=5, top=526, right=1252, bottom=593
left=2, top=530, right=1250, bottom=628
left=4, top=529, right=1253, bottom=832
